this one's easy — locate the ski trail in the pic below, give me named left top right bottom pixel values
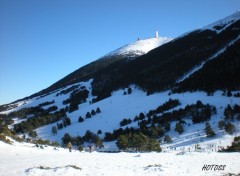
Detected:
left=177, top=35, right=240, bottom=83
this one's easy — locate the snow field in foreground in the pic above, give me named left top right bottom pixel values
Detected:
left=0, top=141, right=240, bottom=176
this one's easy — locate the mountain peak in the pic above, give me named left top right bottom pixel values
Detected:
left=101, top=35, right=173, bottom=59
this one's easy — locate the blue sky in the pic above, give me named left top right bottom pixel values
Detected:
left=0, top=0, right=239, bottom=105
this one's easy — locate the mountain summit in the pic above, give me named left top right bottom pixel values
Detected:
left=102, top=34, right=173, bottom=59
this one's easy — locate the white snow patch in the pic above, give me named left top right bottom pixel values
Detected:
left=101, top=36, right=173, bottom=59
left=202, top=11, right=240, bottom=33
left=0, top=140, right=240, bottom=176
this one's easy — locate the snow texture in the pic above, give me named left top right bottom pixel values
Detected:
left=0, top=140, right=240, bottom=176
left=101, top=36, right=173, bottom=59
left=202, top=11, right=240, bottom=33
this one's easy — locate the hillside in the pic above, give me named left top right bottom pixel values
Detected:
left=14, top=35, right=172, bottom=101
left=0, top=12, right=240, bottom=158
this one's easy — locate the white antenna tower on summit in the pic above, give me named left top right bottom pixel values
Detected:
left=155, top=30, right=159, bottom=38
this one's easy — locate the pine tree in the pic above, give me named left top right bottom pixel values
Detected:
left=78, top=116, right=84, bottom=123
left=164, top=121, right=171, bottom=132
left=139, top=112, right=145, bottom=120
left=175, top=122, right=184, bottom=134
left=205, top=122, right=216, bottom=137
left=218, top=120, right=225, bottom=130
left=227, top=90, right=232, bottom=97
left=97, top=129, right=102, bottom=135
left=63, top=117, right=71, bottom=126
left=51, top=126, right=57, bottom=135
left=57, top=123, right=63, bottom=129
left=62, top=133, right=71, bottom=145
left=156, top=125, right=165, bottom=138
left=134, top=115, right=140, bottom=122
left=93, top=136, right=103, bottom=148
left=128, top=133, right=148, bottom=151
left=116, top=135, right=128, bottom=150
left=224, top=104, right=234, bottom=121
left=29, top=129, right=37, bottom=138
left=146, top=138, right=161, bottom=152
left=128, top=87, right=132, bottom=94
left=96, top=107, right=101, bottom=113
left=91, top=109, right=96, bottom=116
left=164, top=134, right=172, bottom=143
left=85, top=112, right=92, bottom=119
left=120, top=118, right=132, bottom=126
left=225, top=122, right=235, bottom=134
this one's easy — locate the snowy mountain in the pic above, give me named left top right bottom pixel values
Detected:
left=101, top=35, right=173, bottom=59
left=202, top=11, right=240, bottom=33
left=1, top=12, right=240, bottom=176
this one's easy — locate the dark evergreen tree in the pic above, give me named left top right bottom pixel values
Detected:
left=127, top=87, right=132, bottom=94
left=196, top=100, right=203, bottom=108
left=224, top=104, right=234, bottom=121
left=116, top=135, right=128, bottom=150
left=175, top=122, right=184, bottom=134
left=120, top=118, right=132, bottom=126
left=65, top=106, right=69, bottom=112
left=93, top=136, right=103, bottom=148
left=51, top=126, right=57, bottom=135
left=69, top=102, right=79, bottom=113
left=205, top=122, right=216, bottom=137
left=164, top=121, right=171, bottom=132
left=29, top=129, right=37, bottom=138
left=83, top=130, right=92, bottom=142
left=134, top=115, right=140, bottom=122
left=91, top=109, right=96, bottom=116
left=96, top=107, right=101, bottom=113
left=57, top=123, right=63, bottom=129
left=62, top=133, right=71, bottom=145
left=225, top=122, right=235, bottom=134
left=227, top=90, right=232, bottom=97
left=128, top=133, right=148, bottom=151
left=146, top=138, right=161, bottom=152
left=139, top=112, right=145, bottom=120
left=155, top=125, right=165, bottom=138
left=218, top=120, right=225, bottom=130
left=127, top=133, right=161, bottom=152
left=97, top=129, right=102, bottom=135
left=78, top=116, right=84, bottom=123
left=104, top=132, right=115, bottom=141
left=237, top=114, right=240, bottom=121
left=164, top=134, right=172, bottom=143
left=85, top=112, right=92, bottom=119
left=223, top=136, right=240, bottom=152
left=63, top=117, right=71, bottom=126
left=212, top=106, right=217, bottom=115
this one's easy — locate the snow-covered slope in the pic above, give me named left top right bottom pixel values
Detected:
left=101, top=36, right=173, bottom=59
left=177, top=34, right=240, bottom=83
left=202, top=11, right=240, bottom=33
left=4, top=79, right=240, bottom=152
left=1, top=140, right=240, bottom=176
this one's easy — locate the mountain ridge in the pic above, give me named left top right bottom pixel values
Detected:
left=1, top=12, right=240, bottom=106
left=0, top=12, right=240, bottom=153
left=101, top=36, right=173, bottom=59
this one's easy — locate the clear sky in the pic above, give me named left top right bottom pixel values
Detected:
left=0, top=0, right=239, bottom=105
